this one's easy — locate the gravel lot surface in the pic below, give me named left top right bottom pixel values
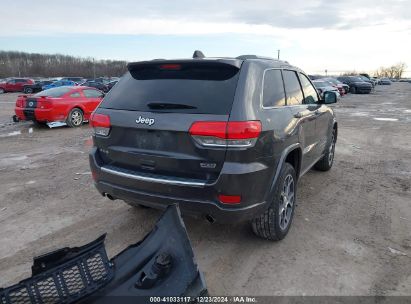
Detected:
left=0, top=83, right=410, bottom=295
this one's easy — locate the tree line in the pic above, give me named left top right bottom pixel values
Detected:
left=374, top=63, right=407, bottom=79
left=341, top=62, right=408, bottom=79
left=0, top=51, right=128, bottom=78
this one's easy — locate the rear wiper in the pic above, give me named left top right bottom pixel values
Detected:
left=147, top=102, right=197, bottom=110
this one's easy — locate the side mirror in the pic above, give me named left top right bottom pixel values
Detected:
left=323, top=91, right=337, bottom=104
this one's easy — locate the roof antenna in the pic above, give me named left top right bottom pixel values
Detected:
left=193, top=50, right=205, bottom=59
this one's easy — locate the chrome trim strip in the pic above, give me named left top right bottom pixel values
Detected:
left=101, top=166, right=206, bottom=187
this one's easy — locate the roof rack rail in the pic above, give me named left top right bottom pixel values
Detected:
left=193, top=50, right=205, bottom=59
left=236, top=55, right=289, bottom=63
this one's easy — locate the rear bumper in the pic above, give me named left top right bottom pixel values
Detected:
left=89, top=147, right=272, bottom=223
left=15, top=107, right=62, bottom=122
left=0, top=206, right=207, bottom=303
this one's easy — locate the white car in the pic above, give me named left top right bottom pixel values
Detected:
left=312, top=80, right=340, bottom=99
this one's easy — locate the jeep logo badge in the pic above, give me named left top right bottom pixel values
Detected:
left=136, top=116, right=155, bottom=126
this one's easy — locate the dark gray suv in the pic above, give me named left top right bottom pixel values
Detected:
left=89, top=53, right=338, bottom=240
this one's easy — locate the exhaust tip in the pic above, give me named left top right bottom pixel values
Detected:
left=106, top=194, right=115, bottom=201
left=205, top=214, right=215, bottom=224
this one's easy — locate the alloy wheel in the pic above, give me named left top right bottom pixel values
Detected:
left=279, top=174, right=295, bottom=230
left=71, top=111, right=83, bottom=126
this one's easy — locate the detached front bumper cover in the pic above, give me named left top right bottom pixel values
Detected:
left=0, top=205, right=207, bottom=304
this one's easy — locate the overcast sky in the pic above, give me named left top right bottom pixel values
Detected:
left=1, top=0, right=410, bottom=75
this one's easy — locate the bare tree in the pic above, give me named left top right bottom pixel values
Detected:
left=374, top=62, right=407, bottom=79
left=0, top=51, right=128, bottom=78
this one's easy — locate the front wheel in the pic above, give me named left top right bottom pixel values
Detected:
left=350, top=86, right=356, bottom=94
left=314, top=128, right=336, bottom=171
left=0, top=88, right=4, bottom=94
left=66, top=108, right=84, bottom=127
left=251, top=162, right=297, bottom=241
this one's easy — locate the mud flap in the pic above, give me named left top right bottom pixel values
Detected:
left=0, top=205, right=207, bottom=303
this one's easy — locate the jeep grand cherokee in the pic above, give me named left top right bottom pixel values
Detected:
left=89, top=52, right=338, bottom=240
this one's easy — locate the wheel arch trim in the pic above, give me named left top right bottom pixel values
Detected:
left=264, top=143, right=302, bottom=205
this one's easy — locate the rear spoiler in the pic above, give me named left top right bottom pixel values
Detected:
left=127, top=58, right=243, bottom=71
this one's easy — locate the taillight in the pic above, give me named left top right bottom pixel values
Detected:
left=218, top=194, right=241, bottom=204
left=16, top=99, right=23, bottom=107
left=189, top=121, right=261, bottom=148
left=90, top=113, right=111, bottom=136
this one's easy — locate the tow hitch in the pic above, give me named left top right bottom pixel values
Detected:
left=0, top=205, right=207, bottom=303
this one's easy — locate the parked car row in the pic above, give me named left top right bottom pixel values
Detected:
left=309, top=74, right=376, bottom=94
left=79, top=79, right=118, bottom=92
left=0, top=77, right=119, bottom=94
left=336, top=76, right=373, bottom=94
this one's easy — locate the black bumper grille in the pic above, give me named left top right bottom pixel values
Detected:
left=0, top=238, right=113, bottom=304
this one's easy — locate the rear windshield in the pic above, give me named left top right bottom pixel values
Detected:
left=100, top=63, right=240, bottom=114
left=34, top=87, right=72, bottom=97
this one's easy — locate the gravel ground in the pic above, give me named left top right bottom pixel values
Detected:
left=0, top=83, right=410, bottom=295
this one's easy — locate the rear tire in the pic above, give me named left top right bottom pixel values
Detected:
left=251, top=162, right=296, bottom=241
left=0, top=88, right=4, bottom=94
left=66, top=108, right=84, bottom=127
left=314, top=128, right=336, bottom=171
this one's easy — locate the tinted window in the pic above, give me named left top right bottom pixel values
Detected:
left=100, top=63, right=240, bottom=114
left=34, top=87, right=72, bottom=97
left=262, top=70, right=286, bottom=107
left=83, top=89, right=103, bottom=98
left=299, top=74, right=319, bottom=104
left=283, top=70, right=304, bottom=105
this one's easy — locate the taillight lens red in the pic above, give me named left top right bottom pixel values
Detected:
left=189, top=121, right=261, bottom=147
left=16, top=99, right=23, bottom=107
left=90, top=113, right=111, bottom=136
left=218, top=194, right=241, bottom=204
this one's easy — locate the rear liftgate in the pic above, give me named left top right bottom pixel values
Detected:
left=0, top=205, right=207, bottom=303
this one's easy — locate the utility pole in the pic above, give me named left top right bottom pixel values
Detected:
left=93, top=58, right=96, bottom=79
left=277, top=50, right=280, bottom=60
left=325, top=69, right=328, bottom=76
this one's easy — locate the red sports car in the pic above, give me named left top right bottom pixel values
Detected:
left=15, top=86, right=104, bottom=127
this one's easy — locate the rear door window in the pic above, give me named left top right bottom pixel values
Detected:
left=299, top=73, right=319, bottom=104
left=100, top=63, right=240, bottom=114
left=283, top=70, right=304, bottom=105
left=262, top=69, right=286, bottom=107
